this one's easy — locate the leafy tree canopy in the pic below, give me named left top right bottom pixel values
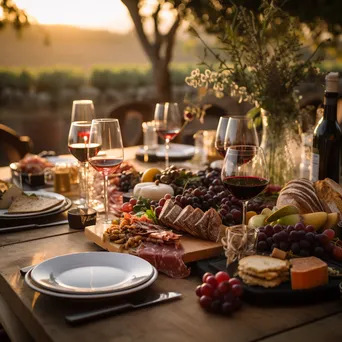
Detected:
left=0, top=0, right=29, bottom=31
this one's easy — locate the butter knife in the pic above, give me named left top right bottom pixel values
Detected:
left=65, top=291, right=182, bottom=326
left=0, top=220, right=68, bottom=233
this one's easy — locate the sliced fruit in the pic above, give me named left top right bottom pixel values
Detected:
left=247, top=214, right=267, bottom=229
left=302, top=212, right=328, bottom=231
left=277, top=214, right=301, bottom=226
left=265, top=205, right=300, bottom=223
left=261, top=208, right=272, bottom=217
left=141, top=168, right=162, bottom=182
left=321, top=213, right=339, bottom=231
left=246, top=211, right=257, bottom=224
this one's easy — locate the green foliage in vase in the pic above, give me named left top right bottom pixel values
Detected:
left=185, top=0, right=327, bottom=142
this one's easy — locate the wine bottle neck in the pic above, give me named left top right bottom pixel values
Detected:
left=323, top=91, right=338, bottom=121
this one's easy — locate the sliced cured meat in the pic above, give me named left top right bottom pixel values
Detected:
left=137, top=242, right=190, bottom=278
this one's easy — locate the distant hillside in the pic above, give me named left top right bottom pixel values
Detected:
left=0, top=25, right=199, bottom=68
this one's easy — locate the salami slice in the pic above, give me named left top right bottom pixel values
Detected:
left=137, top=242, right=190, bottom=279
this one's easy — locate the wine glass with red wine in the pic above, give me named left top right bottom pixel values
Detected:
left=221, top=145, right=269, bottom=228
left=69, top=100, right=95, bottom=207
left=215, top=116, right=230, bottom=157
left=154, top=103, right=182, bottom=168
left=68, top=121, right=98, bottom=207
left=224, top=116, right=259, bottom=151
left=88, top=119, right=124, bottom=224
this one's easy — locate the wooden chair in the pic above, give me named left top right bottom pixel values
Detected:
left=108, top=101, right=155, bottom=146
left=0, top=124, right=32, bottom=166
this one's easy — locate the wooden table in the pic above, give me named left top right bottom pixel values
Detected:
left=0, top=147, right=342, bottom=342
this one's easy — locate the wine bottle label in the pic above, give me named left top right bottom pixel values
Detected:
left=310, top=152, right=320, bottom=182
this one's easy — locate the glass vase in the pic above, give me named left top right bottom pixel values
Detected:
left=260, top=109, right=298, bottom=186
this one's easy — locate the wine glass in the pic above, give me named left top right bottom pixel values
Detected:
left=68, top=121, right=99, bottom=207
left=154, top=103, right=182, bottom=168
left=215, top=116, right=230, bottom=157
left=88, top=119, right=124, bottom=224
left=221, top=145, right=269, bottom=228
left=71, top=100, right=95, bottom=122
left=70, top=100, right=95, bottom=207
left=224, top=116, right=259, bottom=150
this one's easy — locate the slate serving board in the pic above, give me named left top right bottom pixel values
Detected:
left=195, top=256, right=342, bottom=305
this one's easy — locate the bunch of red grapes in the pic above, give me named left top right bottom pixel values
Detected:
left=195, top=271, right=243, bottom=315
left=257, top=223, right=342, bottom=262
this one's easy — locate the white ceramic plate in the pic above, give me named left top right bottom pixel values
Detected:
left=30, top=252, right=154, bottom=294
left=0, top=191, right=66, bottom=218
left=137, top=143, right=195, bottom=158
left=25, top=266, right=158, bottom=299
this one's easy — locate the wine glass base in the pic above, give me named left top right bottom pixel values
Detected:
left=96, top=213, right=116, bottom=226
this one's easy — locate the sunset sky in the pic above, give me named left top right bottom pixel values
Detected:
left=15, top=0, right=134, bottom=33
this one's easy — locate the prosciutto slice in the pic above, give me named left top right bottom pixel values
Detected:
left=137, top=242, right=190, bottom=279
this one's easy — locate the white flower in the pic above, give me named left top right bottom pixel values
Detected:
left=215, top=91, right=224, bottom=99
left=192, top=80, right=198, bottom=88
left=191, top=68, right=200, bottom=77
left=200, top=74, right=207, bottom=82
left=205, top=69, right=211, bottom=77
left=185, top=77, right=193, bottom=86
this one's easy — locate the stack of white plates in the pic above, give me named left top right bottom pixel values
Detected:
left=0, top=191, right=71, bottom=220
left=25, top=252, right=158, bottom=299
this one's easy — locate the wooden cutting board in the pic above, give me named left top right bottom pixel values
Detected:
left=85, top=224, right=223, bottom=263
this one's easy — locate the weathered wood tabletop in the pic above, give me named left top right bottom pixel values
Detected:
left=0, top=233, right=342, bottom=342
left=0, top=148, right=342, bottom=342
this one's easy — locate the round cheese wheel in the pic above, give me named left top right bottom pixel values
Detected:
left=133, top=182, right=174, bottom=201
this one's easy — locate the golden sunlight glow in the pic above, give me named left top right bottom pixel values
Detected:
left=15, top=0, right=133, bottom=32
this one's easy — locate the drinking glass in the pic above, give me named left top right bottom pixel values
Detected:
left=215, top=116, right=230, bottom=157
left=154, top=103, right=182, bottom=168
left=221, top=145, right=269, bottom=228
left=224, top=116, right=259, bottom=150
left=88, top=119, right=124, bottom=224
left=70, top=100, right=95, bottom=206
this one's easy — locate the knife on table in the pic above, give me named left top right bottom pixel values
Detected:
left=0, top=220, right=68, bottom=233
left=65, top=291, right=182, bottom=326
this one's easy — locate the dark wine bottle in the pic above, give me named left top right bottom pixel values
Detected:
left=310, top=72, right=341, bottom=182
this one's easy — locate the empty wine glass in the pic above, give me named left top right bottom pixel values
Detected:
left=224, top=116, right=259, bottom=150
left=71, top=100, right=95, bottom=122
left=221, top=145, right=269, bottom=228
left=215, top=116, right=230, bottom=157
left=154, top=103, right=182, bottom=168
left=88, top=119, right=124, bottom=224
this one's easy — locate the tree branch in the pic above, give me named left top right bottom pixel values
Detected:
left=164, top=14, right=180, bottom=64
left=121, top=0, right=156, bottom=62
left=153, top=3, right=162, bottom=54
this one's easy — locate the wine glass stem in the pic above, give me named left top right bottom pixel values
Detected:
left=84, top=162, right=89, bottom=207
left=103, top=174, right=109, bottom=222
left=165, top=138, right=170, bottom=169
left=242, top=200, right=248, bottom=228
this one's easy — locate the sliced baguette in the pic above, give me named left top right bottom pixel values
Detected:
left=173, top=205, right=195, bottom=234
left=194, top=210, right=210, bottom=239
left=164, top=204, right=183, bottom=230
left=184, top=208, right=204, bottom=237
left=158, top=199, right=175, bottom=226
left=207, top=208, right=222, bottom=242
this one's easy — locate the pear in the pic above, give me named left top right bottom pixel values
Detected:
left=321, top=213, right=339, bottom=231
left=261, top=208, right=272, bottom=217
left=302, top=212, right=328, bottom=231
left=277, top=214, right=301, bottom=226
left=266, top=205, right=300, bottom=223
left=248, top=214, right=267, bottom=229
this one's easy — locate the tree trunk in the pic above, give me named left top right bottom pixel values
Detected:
left=152, top=60, right=172, bottom=103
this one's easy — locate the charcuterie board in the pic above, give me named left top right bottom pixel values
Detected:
left=85, top=224, right=223, bottom=263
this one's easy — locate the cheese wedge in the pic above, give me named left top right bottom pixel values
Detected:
left=290, top=257, right=328, bottom=290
